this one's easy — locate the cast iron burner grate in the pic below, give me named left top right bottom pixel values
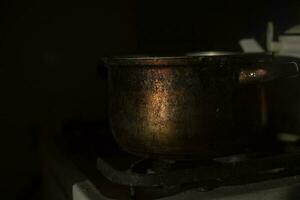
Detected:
left=97, top=153, right=300, bottom=198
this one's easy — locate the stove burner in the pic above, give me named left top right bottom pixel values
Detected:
left=97, top=153, right=300, bottom=198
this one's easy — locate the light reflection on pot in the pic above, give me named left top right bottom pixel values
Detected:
left=144, top=68, right=175, bottom=144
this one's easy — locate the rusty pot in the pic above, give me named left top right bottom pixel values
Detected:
left=103, top=53, right=298, bottom=159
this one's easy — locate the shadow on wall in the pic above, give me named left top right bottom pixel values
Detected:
left=0, top=0, right=136, bottom=199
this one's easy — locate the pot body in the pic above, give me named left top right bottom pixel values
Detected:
left=106, top=55, right=272, bottom=159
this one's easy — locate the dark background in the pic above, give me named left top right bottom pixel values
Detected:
left=1, top=0, right=300, bottom=199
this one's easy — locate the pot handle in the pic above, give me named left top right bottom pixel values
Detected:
left=239, top=62, right=299, bottom=84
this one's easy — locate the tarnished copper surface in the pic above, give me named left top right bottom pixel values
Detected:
left=239, top=68, right=268, bottom=84
left=105, top=54, right=276, bottom=159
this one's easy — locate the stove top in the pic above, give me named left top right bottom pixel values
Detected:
left=55, top=120, right=300, bottom=200
left=97, top=151, right=300, bottom=199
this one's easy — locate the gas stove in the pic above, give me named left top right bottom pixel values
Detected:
left=97, top=152, right=300, bottom=199
left=41, top=120, right=300, bottom=200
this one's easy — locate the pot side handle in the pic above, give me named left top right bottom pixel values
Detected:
left=239, top=62, right=299, bottom=84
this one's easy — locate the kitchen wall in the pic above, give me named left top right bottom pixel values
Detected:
left=0, top=0, right=136, bottom=198
left=135, top=0, right=299, bottom=53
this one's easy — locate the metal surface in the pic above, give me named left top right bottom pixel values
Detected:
left=104, top=54, right=299, bottom=159
left=73, top=174, right=300, bottom=200
left=73, top=181, right=107, bottom=200
left=97, top=153, right=300, bottom=188
left=186, top=51, right=236, bottom=56
left=159, top=180, right=300, bottom=200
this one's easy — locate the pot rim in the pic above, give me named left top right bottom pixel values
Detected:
left=103, top=53, right=273, bottom=66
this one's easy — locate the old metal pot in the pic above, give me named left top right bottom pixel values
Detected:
left=103, top=53, right=298, bottom=159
